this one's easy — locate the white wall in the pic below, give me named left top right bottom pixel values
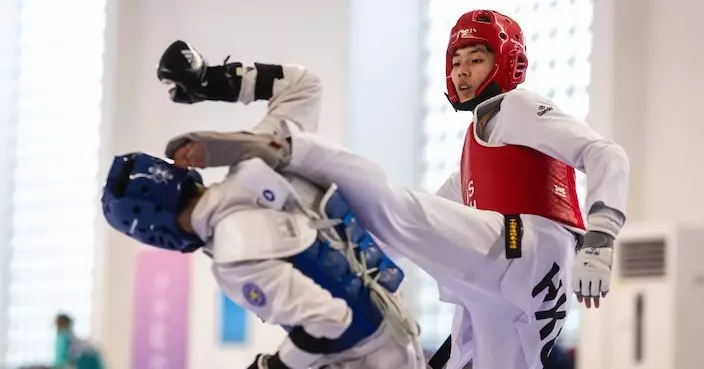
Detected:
left=348, top=0, right=423, bottom=188
left=580, top=0, right=704, bottom=367
left=97, top=0, right=422, bottom=368
left=589, top=0, right=704, bottom=223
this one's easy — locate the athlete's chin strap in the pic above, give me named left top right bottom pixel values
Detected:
left=447, top=82, right=503, bottom=112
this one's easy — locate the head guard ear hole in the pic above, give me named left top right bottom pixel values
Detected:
left=113, top=160, right=137, bottom=198
left=154, top=205, right=164, bottom=213
left=133, top=206, right=141, bottom=214
left=499, top=32, right=508, bottom=40
left=122, top=220, right=130, bottom=226
left=141, top=185, right=150, bottom=195
left=477, top=14, right=491, bottom=23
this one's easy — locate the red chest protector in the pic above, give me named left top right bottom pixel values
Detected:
left=460, top=121, right=586, bottom=230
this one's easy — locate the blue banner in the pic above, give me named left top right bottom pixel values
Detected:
left=220, top=293, right=247, bottom=344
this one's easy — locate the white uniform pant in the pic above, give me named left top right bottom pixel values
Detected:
left=285, top=132, right=578, bottom=369
left=442, top=214, right=576, bottom=369
left=312, top=323, right=426, bottom=369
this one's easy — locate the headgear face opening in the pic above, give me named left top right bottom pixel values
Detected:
left=101, top=152, right=205, bottom=252
left=445, top=9, right=528, bottom=111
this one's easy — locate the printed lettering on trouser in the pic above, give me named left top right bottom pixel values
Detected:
left=531, top=262, right=567, bottom=365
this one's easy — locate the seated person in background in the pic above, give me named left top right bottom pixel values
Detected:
left=54, top=314, right=104, bottom=369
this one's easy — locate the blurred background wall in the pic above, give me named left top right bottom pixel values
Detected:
left=1, top=0, right=703, bottom=368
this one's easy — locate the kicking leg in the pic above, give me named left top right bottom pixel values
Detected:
left=285, top=131, right=508, bottom=284
left=164, top=129, right=503, bottom=283
left=165, top=129, right=509, bottom=294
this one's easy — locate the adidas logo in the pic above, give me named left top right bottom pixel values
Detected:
left=181, top=49, right=195, bottom=63
left=537, top=105, right=554, bottom=116
left=180, top=49, right=203, bottom=70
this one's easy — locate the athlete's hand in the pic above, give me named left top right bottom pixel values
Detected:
left=164, top=131, right=290, bottom=170
left=172, top=141, right=206, bottom=169
left=573, top=231, right=614, bottom=309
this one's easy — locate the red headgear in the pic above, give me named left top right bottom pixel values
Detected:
left=445, top=10, right=528, bottom=108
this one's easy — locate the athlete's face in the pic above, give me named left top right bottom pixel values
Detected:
left=451, top=44, right=495, bottom=103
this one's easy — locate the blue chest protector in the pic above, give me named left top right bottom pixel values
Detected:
left=286, top=187, right=405, bottom=353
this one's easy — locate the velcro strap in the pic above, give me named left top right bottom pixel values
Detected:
left=254, top=63, right=284, bottom=100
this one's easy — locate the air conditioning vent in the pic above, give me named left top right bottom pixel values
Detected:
left=619, top=239, right=666, bottom=278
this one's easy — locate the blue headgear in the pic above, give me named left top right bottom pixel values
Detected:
left=101, top=152, right=205, bottom=252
